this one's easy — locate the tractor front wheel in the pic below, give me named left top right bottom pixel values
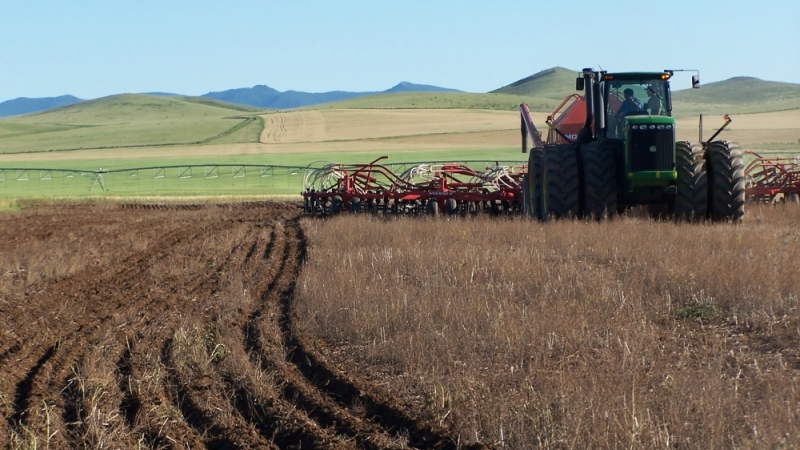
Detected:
left=674, top=141, right=707, bottom=222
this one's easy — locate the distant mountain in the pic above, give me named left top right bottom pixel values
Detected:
left=202, top=82, right=459, bottom=109
left=491, top=67, right=580, bottom=100
left=672, top=76, right=800, bottom=104
left=143, top=92, right=184, bottom=97
left=0, top=95, right=83, bottom=117
left=384, top=82, right=460, bottom=94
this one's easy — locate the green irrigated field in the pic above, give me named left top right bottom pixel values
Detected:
left=0, top=147, right=527, bottom=198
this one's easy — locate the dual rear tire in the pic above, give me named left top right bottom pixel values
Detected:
left=706, top=141, right=745, bottom=222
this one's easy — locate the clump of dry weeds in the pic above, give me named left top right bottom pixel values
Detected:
left=296, top=205, right=800, bottom=448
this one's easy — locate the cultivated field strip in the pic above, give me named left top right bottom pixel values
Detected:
left=0, top=201, right=474, bottom=449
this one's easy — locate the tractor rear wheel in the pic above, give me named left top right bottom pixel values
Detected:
left=674, top=141, right=707, bottom=222
left=707, top=141, right=745, bottom=222
left=541, top=144, right=579, bottom=221
left=579, top=142, right=617, bottom=219
left=523, top=148, right=543, bottom=219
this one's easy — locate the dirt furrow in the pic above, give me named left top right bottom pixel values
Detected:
left=0, top=224, right=190, bottom=365
left=1, top=201, right=476, bottom=448
left=4, top=225, right=199, bottom=446
left=106, top=219, right=264, bottom=448
left=5, top=207, right=251, bottom=445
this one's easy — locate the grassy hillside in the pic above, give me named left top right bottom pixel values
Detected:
left=306, top=91, right=561, bottom=112
left=491, top=66, right=580, bottom=99
left=0, top=94, right=264, bottom=154
left=672, top=77, right=800, bottom=116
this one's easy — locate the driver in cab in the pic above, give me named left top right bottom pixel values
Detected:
left=616, top=88, right=642, bottom=117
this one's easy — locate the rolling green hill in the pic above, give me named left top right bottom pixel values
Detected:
left=490, top=66, right=580, bottom=100
left=0, top=94, right=265, bottom=154
left=306, top=91, right=560, bottom=112
left=672, top=77, right=800, bottom=115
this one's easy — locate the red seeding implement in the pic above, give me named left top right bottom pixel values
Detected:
left=302, top=157, right=526, bottom=215
left=744, top=151, right=800, bottom=203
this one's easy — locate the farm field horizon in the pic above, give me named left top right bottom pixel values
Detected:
left=2, top=75, right=800, bottom=448
left=2, top=102, right=799, bottom=199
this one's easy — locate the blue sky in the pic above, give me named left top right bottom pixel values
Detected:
left=1, top=0, right=798, bottom=101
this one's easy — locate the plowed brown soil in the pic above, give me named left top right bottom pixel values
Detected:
left=0, top=202, right=481, bottom=449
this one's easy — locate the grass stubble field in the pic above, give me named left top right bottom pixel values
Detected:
left=0, top=201, right=798, bottom=449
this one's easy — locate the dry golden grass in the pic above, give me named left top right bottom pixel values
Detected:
left=676, top=110, right=800, bottom=150
left=259, top=109, right=526, bottom=144
left=1, top=108, right=795, bottom=167
left=295, top=206, right=800, bottom=448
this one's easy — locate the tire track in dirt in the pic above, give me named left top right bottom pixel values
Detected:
left=242, top=218, right=484, bottom=449
left=240, top=222, right=398, bottom=448
left=230, top=224, right=360, bottom=448
left=260, top=114, right=286, bottom=143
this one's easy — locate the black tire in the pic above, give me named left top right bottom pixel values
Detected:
left=579, top=142, right=617, bottom=219
left=541, top=144, right=579, bottom=221
left=674, top=141, right=707, bottom=222
left=349, top=197, right=361, bottom=213
left=330, top=196, right=343, bottom=215
left=523, top=148, right=544, bottom=220
left=790, top=192, right=800, bottom=204
left=425, top=199, right=439, bottom=216
left=707, top=141, right=745, bottom=222
left=445, top=198, right=458, bottom=215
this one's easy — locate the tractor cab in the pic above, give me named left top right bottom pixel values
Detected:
left=603, top=76, right=671, bottom=139
left=575, top=70, right=674, bottom=141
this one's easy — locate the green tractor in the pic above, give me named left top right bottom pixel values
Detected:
left=521, top=68, right=745, bottom=221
